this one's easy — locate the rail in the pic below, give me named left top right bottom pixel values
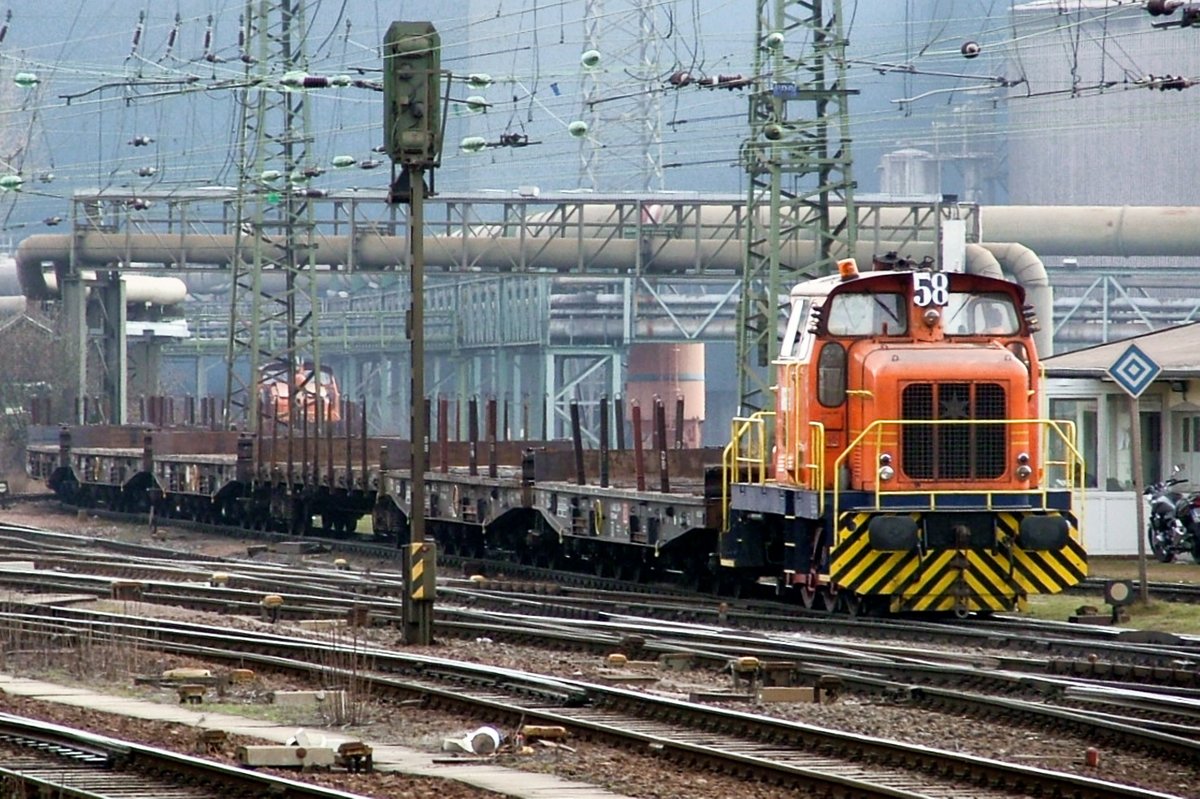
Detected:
left=831, top=417, right=1084, bottom=525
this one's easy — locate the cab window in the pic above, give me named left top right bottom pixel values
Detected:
left=817, top=342, right=847, bottom=407
left=780, top=298, right=809, bottom=359
left=825, top=292, right=907, bottom=336
left=944, top=292, right=1019, bottom=335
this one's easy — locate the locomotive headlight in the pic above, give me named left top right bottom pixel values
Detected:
left=878, top=453, right=894, bottom=481
left=1015, top=453, right=1032, bottom=480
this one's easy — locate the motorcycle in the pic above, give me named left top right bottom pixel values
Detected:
left=1144, top=468, right=1200, bottom=562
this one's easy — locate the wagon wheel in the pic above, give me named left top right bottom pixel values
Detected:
left=839, top=592, right=862, bottom=617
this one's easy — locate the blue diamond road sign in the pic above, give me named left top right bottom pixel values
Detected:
left=1108, top=344, right=1161, bottom=399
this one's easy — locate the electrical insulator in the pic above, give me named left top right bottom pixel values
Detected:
left=13, top=72, right=39, bottom=88
left=1147, top=0, right=1183, bottom=15
left=961, top=41, right=981, bottom=59
left=568, top=120, right=589, bottom=138
left=460, top=136, right=488, bottom=153
left=467, top=73, right=493, bottom=89
left=580, top=49, right=601, bottom=69
left=358, top=159, right=382, bottom=170
left=331, top=155, right=357, bottom=168
left=130, top=135, right=154, bottom=146
left=465, top=95, right=488, bottom=113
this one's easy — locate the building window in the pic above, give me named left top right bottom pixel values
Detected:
left=1049, top=398, right=1097, bottom=488
left=1184, top=415, right=1200, bottom=453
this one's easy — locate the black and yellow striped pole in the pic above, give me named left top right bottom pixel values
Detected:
left=404, top=541, right=437, bottom=643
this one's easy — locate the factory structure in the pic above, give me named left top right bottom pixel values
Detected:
left=4, top=1, right=1200, bottom=554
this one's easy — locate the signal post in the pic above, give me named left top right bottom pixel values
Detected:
left=384, top=20, right=444, bottom=645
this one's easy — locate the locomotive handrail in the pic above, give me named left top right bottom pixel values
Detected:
left=807, top=421, right=826, bottom=515
left=831, top=417, right=1085, bottom=526
left=721, top=412, right=774, bottom=531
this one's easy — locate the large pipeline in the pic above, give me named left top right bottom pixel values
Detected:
left=16, top=204, right=1200, bottom=356
left=19, top=205, right=1200, bottom=297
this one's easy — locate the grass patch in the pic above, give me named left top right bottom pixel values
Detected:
left=1022, top=591, right=1200, bottom=635
left=1088, top=555, right=1200, bottom=582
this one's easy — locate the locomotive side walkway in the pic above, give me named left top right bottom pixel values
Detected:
left=0, top=673, right=637, bottom=799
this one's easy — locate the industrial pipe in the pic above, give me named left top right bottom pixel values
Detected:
left=979, top=242, right=1053, bottom=356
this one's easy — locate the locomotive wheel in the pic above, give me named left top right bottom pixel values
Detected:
left=839, top=592, right=862, bottom=617
left=799, top=586, right=818, bottom=610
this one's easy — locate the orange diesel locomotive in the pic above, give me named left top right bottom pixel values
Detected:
left=723, top=259, right=1086, bottom=615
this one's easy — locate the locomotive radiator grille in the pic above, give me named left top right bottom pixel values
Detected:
left=901, top=382, right=1006, bottom=480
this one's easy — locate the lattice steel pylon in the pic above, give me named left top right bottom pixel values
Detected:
left=224, top=0, right=322, bottom=435
left=578, top=0, right=665, bottom=191
left=736, top=0, right=856, bottom=414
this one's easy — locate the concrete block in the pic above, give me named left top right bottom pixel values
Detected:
left=520, top=724, right=568, bottom=740
left=594, top=671, right=659, bottom=684
left=658, top=652, right=695, bottom=671
left=757, top=686, right=816, bottom=703
left=229, top=668, right=256, bottom=684
left=176, top=684, right=207, bottom=704
left=275, top=541, right=323, bottom=555
left=163, top=668, right=213, bottom=681
left=688, top=691, right=754, bottom=703
left=295, top=619, right=343, bottom=632
left=269, top=689, right=346, bottom=707
left=236, top=745, right=336, bottom=768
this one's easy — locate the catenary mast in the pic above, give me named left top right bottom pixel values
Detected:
left=737, top=0, right=856, bottom=414
left=224, top=0, right=323, bottom=444
left=578, top=0, right=665, bottom=190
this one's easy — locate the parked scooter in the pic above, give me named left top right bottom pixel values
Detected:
left=1144, top=467, right=1200, bottom=562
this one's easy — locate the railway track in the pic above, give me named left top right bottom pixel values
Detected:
left=2, top=514, right=1199, bottom=795
left=0, top=606, right=1182, bottom=799
left=0, top=712, right=370, bottom=799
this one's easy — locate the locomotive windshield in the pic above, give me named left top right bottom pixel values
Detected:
left=944, top=291, right=1019, bottom=336
left=826, top=292, right=907, bottom=336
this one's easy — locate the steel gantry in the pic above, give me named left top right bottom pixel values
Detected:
left=738, top=0, right=857, bottom=414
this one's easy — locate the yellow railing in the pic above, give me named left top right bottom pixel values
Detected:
left=721, top=413, right=831, bottom=529
left=722, top=412, right=774, bottom=531
left=830, top=417, right=1085, bottom=525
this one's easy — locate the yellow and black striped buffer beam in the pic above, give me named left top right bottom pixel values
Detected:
left=999, top=510, right=1088, bottom=593
left=832, top=510, right=1087, bottom=602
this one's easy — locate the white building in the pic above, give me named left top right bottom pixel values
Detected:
left=1044, top=322, right=1200, bottom=555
